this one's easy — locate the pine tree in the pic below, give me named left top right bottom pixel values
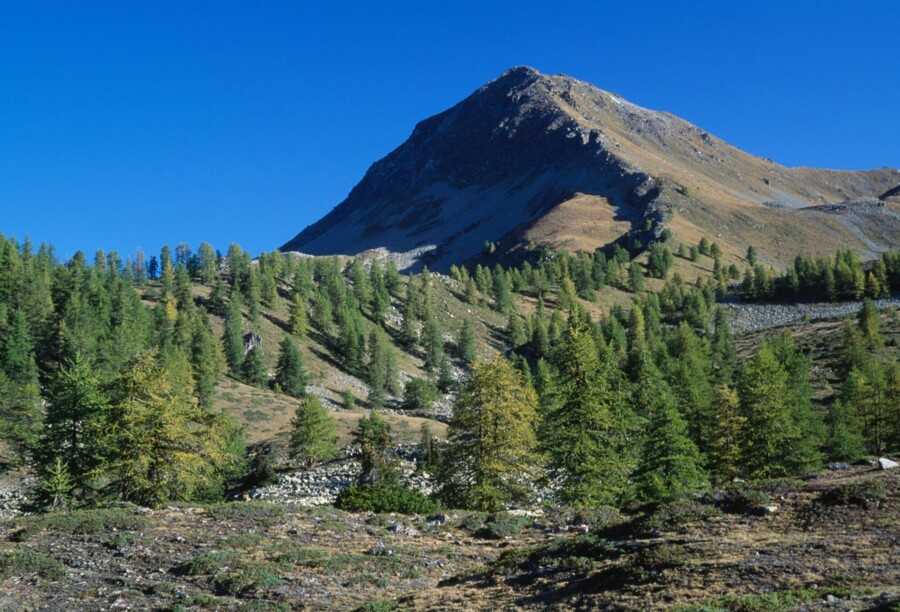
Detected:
left=38, top=354, right=110, bottom=495
left=422, top=316, right=444, bottom=372
left=0, top=373, right=42, bottom=464
left=738, top=343, right=802, bottom=478
left=354, top=411, right=394, bottom=485
left=275, top=336, right=308, bottom=398
left=1, top=309, right=39, bottom=385
left=667, top=322, right=715, bottom=453
left=857, top=299, right=883, bottom=349
left=439, top=357, right=538, bottom=510
left=541, top=326, right=634, bottom=506
left=634, top=366, right=708, bottom=502
left=826, top=400, right=866, bottom=462
left=313, top=290, right=334, bottom=336
left=39, top=457, right=73, bottom=510
left=707, top=385, right=745, bottom=484
left=492, top=266, right=513, bottom=312
left=350, top=259, right=372, bottom=309
left=629, top=263, right=645, bottom=293
left=367, top=329, right=396, bottom=408
left=711, top=307, right=737, bottom=385
left=289, top=396, right=338, bottom=467
left=746, top=245, right=758, bottom=266
left=223, top=292, right=244, bottom=375
left=190, top=313, right=225, bottom=408
left=437, top=354, right=455, bottom=392
left=198, top=242, right=218, bottom=285
left=457, top=319, right=477, bottom=364
left=242, top=346, right=268, bottom=387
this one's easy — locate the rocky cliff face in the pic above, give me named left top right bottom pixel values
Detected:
left=282, top=66, right=900, bottom=269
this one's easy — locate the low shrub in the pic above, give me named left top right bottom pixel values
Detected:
left=472, top=513, right=532, bottom=540
left=644, top=499, right=720, bottom=533
left=212, top=562, right=282, bottom=596
left=0, top=550, right=66, bottom=580
left=711, top=486, right=773, bottom=515
left=819, top=479, right=887, bottom=507
left=205, top=501, right=285, bottom=524
left=335, top=483, right=437, bottom=515
left=752, top=478, right=805, bottom=496
left=14, top=507, right=146, bottom=540
left=635, top=543, right=689, bottom=571
left=173, top=550, right=238, bottom=576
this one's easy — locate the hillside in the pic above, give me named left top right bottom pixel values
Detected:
left=1, top=465, right=897, bottom=610
left=281, top=66, right=900, bottom=271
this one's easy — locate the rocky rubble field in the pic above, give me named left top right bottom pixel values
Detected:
left=723, top=297, right=900, bottom=334
left=0, top=464, right=898, bottom=611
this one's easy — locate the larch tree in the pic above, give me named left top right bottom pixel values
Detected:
left=633, top=364, right=708, bottom=502
left=106, top=350, right=234, bottom=507
left=439, top=356, right=538, bottom=511
left=289, top=395, right=338, bottom=467
left=275, top=336, right=308, bottom=398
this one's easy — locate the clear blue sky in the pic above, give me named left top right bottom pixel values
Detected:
left=2, top=1, right=899, bottom=260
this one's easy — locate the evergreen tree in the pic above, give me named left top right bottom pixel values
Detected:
left=634, top=365, right=708, bottom=502
left=492, top=266, right=513, bottom=312
left=223, top=292, right=244, bottom=376
left=746, top=245, right=758, bottom=266
left=542, top=326, right=634, bottom=506
left=401, top=295, right=419, bottom=347
left=439, top=357, right=538, bottom=510
left=738, top=343, right=803, bottom=478
left=107, top=350, right=237, bottom=506
left=354, top=411, right=394, bottom=485
left=275, top=336, right=308, bottom=398
left=367, top=329, right=396, bottom=408
left=1, top=309, right=39, bottom=386
left=38, top=354, right=110, bottom=496
left=190, top=313, right=225, bottom=408
left=437, top=354, right=455, bottom=392
left=288, top=291, right=308, bottom=337
left=457, top=319, right=477, bottom=364
left=667, top=322, right=715, bottom=453
left=422, top=316, right=444, bottom=372
left=707, top=385, right=745, bottom=484
left=826, top=399, right=866, bottom=462
left=198, top=242, right=218, bottom=285
left=289, top=396, right=338, bottom=467
left=241, top=346, right=268, bottom=387
left=313, top=290, right=334, bottom=336
left=38, top=457, right=74, bottom=510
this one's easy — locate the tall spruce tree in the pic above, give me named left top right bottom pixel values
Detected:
left=275, top=336, right=308, bottom=398
left=289, top=396, right=338, bottom=466
left=242, top=345, right=268, bottom=387
left=223, top=292, right=244, bottom=375
left=541, top=325, right=635, bottom=506
left=707, top=385, right=745, bottom=484
left=633, top=365, right=708, bottom=502
left=738, top=343, right=804, bottom=478
left=457, top=319, right=477, bottom=365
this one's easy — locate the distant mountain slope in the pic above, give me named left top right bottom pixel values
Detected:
left=282, top=66, right=900, bottom=270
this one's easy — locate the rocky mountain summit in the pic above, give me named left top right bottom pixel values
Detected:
left=282, top=66, right=900, bottom=270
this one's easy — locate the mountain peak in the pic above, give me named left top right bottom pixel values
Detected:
left=281, top=71, right=900, bottom=271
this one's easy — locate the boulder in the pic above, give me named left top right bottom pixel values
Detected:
left=877, top=457, right=898, bottom=470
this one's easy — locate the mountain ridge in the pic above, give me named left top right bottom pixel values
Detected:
left=282, top=67, right=900, bottom=270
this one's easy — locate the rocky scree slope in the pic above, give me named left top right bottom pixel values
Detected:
left=282, top=66, right=900, bottom=271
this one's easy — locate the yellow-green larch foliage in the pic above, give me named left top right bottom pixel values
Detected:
left=439, top=356, right=538, bottom=511
left=107, top=350, right=234, bottom=507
